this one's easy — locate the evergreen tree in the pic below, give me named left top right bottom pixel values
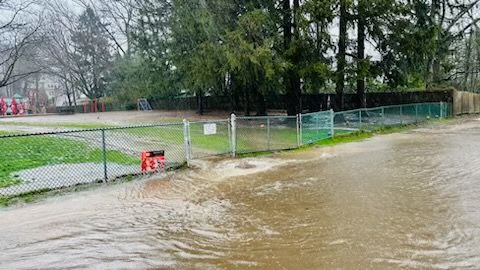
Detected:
left=71, top=7, right=112, bottom=99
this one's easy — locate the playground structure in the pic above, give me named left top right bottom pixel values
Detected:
left=0, top=90, right=54, bottom=116
left=137, top=98, right=153, bottom=112
left=82, top=98, right=106, bottom=113
left=1, top=96, right=28, bottom=116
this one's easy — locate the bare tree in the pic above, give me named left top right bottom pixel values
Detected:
left=72, top=0, right=138, bottom=56
left=428, top=0, right=480, bottom=86
left=42, top=1, right=113, bottom=102
left=0, top=0, right=44, bottom=89
left=40, top=0, right=81, bottom=106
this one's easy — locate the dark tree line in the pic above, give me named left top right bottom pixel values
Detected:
left=2, top=0, right=480, bottom=114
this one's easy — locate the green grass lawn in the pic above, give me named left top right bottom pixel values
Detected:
left=1, top=120, right=340, bottom=155
left=0, top=135, right=138, bottom=188
left=0, top=131, right=13, bottom=136
left=119, top=124, right=232, bottom=153
left=0, top=121, right=357, bottom=189
left=0, top=121, right=116, bottom=130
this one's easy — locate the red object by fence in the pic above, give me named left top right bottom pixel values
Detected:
left=11, top=97, right=17, bottom=115
left=141, top=150, right=165, bottom=173
left=18, top=103, right=25, bottom=115
left=0, top=97, right=6, bottom=115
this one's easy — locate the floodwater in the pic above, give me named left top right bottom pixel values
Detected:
left=2, top=118, right=480, bottom=269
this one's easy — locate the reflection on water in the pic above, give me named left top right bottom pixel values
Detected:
left=2, top=119, right=480, bottom=269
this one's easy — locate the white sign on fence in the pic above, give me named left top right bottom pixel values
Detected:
left=203, top=123, right=217, bottom=135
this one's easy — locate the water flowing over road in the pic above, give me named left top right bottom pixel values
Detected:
left=2, top=118, right=480, bottom=269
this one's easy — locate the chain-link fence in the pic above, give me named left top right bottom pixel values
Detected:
left=333, top=102, right=450, bottom=135
left=0, top=102, right=450, bottom=197
left=301, top=111, right=334, bottom=145
left=188, top=120, right=231, bottom=159
left=235, top=116, right=299, bottom=154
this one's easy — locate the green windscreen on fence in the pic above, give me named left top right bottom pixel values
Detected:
left=332, top=102, right=451, bottom=137
left=301, top=111, right=333, bottom=144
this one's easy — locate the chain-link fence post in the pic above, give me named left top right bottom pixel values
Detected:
left=183, top=119, right=191, bottom=166
left=359, top=110, right=362, bottom=128
left=267, top=117, right=271, bottom=151
left=101, top=129, right=108, bottom=183
left=227, top=117, right=232, bottom=153
left=400, top=105, right=403, bottom=124
left=329, top=109, right=335, bottom=138
left=300, top=113, right=303, bottom=145
left=296, top=114, right=299, bottom=146
left=415, top=104, right=419, bottom=123
left=296, top=113, right=303, bottom=147
left=230, top=113, right=237, bottom=157
left=440, top=102, right=444, bottom=118
left=381, top=106, right=385, bottom=126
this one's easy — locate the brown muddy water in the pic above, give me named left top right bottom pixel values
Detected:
left=2, top=119, right=480, bottom=269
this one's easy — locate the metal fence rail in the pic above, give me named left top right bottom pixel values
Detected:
left=0, top=102, right=450, bottom=197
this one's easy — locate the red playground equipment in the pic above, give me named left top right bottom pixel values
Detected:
left=0, top=97, right=6, bottom=115
left=83, top=98, right=106, bottom=113
left=0, top=96, right=27, bottom=116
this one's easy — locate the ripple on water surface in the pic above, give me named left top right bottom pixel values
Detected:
left=2, top=119, right=480, bottom=269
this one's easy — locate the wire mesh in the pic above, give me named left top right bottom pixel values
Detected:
left=301, top=111, right=332, bottom=144
left=334, top=109, right=362, bottom=136
left=189, top=120, right=231, bottom=159
left=358, top=107, right=384, bottom=130
left=0, top=131, right=105, bottom=197
left=236, top=116, right=299, bottom=153
left=104, top=123, right=186, bottom=181
left=399, top=104, right=416, bottom=124
left=236, top=117, right=269, bottom=153
left=268, top=116, right=298, bottom=150
left=0, top=102, right=451, bottom=198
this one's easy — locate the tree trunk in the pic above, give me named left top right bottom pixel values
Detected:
left=336, top=0, right=347, bottom=111
left=474, top=30, right=480, bottom=92
left=35, top=74, right=40, bottom=112
left=283, top=0, right=296, bottom=115
left=72, top=85, right=77, bottom=107
left=228, top=72, right=235, bottom=112
left=283, top=0, right=302, bottom=115
left=464, top=30, right=473, bottom=91
left=65, top=82, right=72, bottom=107
left=426, top=1, right=439, bottom=88
left=196, top=90, right=204, bottom=115
left=292, top=0, right=302, bottom=114
left=283, top=0, right=292, bottom=56
left=312, top=22, right=321, bottom=95
left=254, top=86, right=267, bottom=116
left=244, top=87, right=251, bottom=116
left=356, top=0, right=366, bottom=108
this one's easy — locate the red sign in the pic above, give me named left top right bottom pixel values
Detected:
left=141, top=150, right=165, bottom=173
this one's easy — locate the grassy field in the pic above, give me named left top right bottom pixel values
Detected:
left=121, top=124, right=343, bottom=154
left=0, top=121, right=117, bottom=130
left=120, top=124, right=232, bottom=153
left=0, top=115, right=351, bottom=189
left=0, top=135, right=138, bottom=188
left=0, top=117, right=338, bottom=155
